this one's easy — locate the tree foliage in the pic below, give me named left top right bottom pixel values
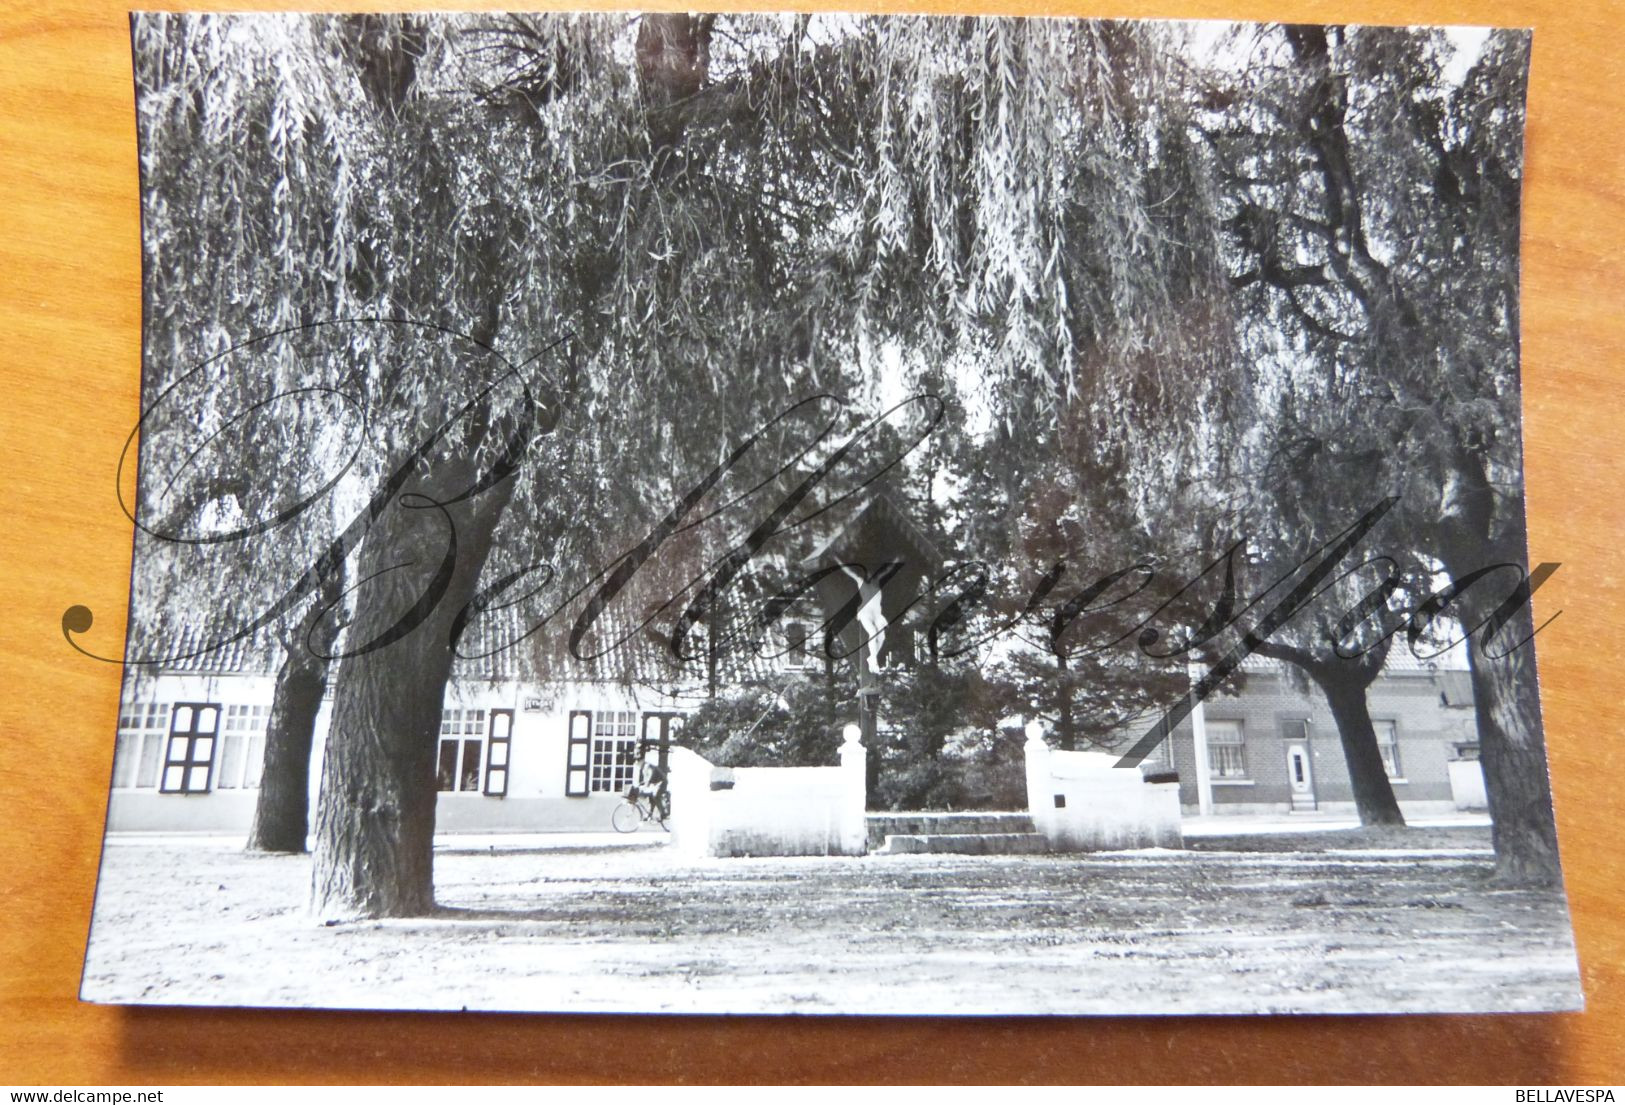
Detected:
left=120, top=14, right=1555, bottom=904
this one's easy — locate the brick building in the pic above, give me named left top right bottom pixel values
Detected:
left=1148, top=648, right=1487, bottom=817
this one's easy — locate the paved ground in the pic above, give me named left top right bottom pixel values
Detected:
left=80, top=825, right=1581, bottom=1015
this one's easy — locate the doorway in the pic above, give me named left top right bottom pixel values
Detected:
left=1285, top=740, right=1317, bottom=812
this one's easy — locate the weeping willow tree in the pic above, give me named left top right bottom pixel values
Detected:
left=122, top=15, right=385, bottom=852
left=120, top=13, right=1243, bottom=918
left=836, top=20, right=1239, bottom=761
left=845, top=19, right=1237, bottom=459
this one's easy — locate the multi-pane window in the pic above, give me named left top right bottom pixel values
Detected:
left=589, top=710, right=638, bottom=794
left=1205, top=719, right=1247, bottom=779
left=116, top=701, right=265, bottom=793
left=215, top=704, right=269, bottom=790
left=1376, top=720, right=1402, bottom=779
left=113, top=702, right=169, bottom=789
left=437, top=708, right=488, bottom=793
left=160, top=703, right=220, bottom=794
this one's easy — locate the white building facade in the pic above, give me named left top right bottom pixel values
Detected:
left=108, top=667, right=694, bottom=835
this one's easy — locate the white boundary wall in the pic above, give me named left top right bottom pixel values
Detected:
left=667, top=733, right=868, bottom=857
left=1448, top=758, right=1489, bottom=810
left=1024, top=735, right=1183, bottom=851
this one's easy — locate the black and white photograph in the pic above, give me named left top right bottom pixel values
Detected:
left=77, top=10, right=1583, bottom=1015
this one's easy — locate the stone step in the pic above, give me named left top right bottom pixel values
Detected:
left=866, top=811, right=1036, bottom=847
left=873, top=831, right=1051, bottom=856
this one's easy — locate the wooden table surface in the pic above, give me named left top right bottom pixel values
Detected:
left=2, top=0, right=1620, bottom=1085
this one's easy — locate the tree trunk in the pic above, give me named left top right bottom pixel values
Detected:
left=1463, top=629, right=1560, bottom=885
left=1255, top=640, right=1404, bottom=827
left=309, top=450, right=517, bottom=921
left=1435, top=443, right=1564, bottom=887
left=246, top=564, right=344, bottom=853
left=705, top=598, right=720, bottom=699
left=1316, top=672, right=1405, bottom=827
left=1054, top=650, right=1076, bottom=751
left=1440, top=559, right=1563, bottom=886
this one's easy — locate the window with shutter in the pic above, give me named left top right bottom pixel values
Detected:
left=565, top=710, right=592, bottom=797
left=484, top=709, right=513, bottom=796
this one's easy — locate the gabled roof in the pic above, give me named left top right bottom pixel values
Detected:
left=132, top=578, right=798, bottom=694
left=798, top=487, right=946, bottom=576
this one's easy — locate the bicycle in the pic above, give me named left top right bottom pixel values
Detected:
left=612, top=784, right=671, bottom=833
